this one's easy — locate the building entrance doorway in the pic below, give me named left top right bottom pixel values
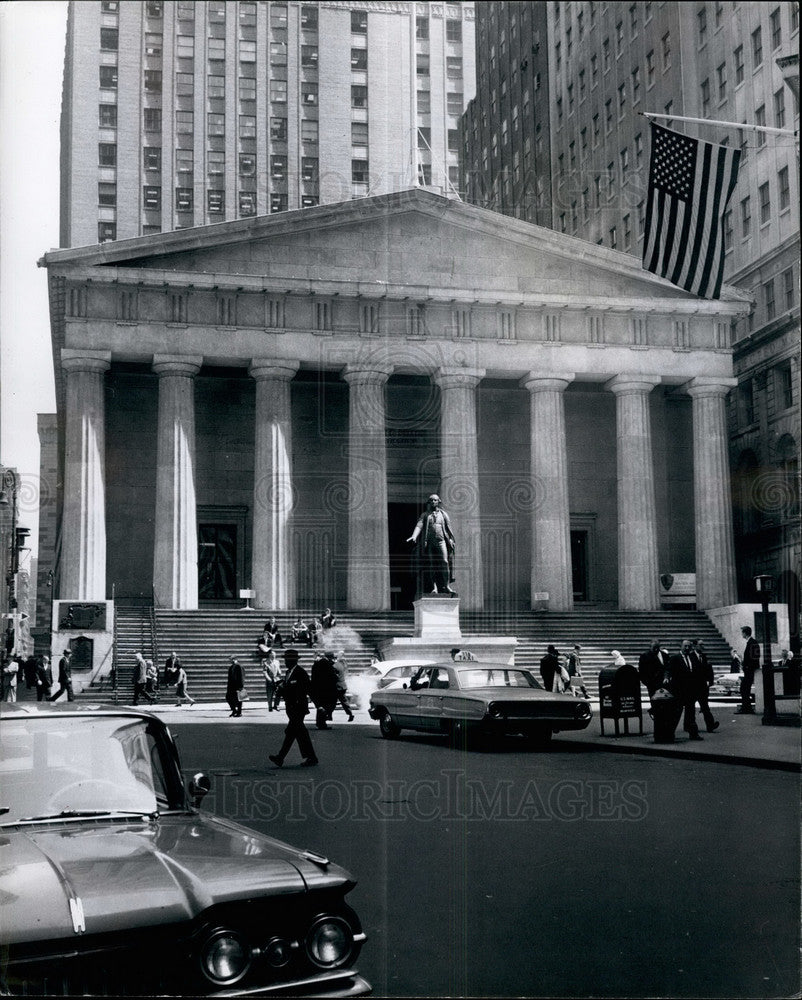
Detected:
left=198, top=524, right=237, bottom=601
left=571, top=529, right=589, bottom=602
left=388, top=503, right=419, bottom=610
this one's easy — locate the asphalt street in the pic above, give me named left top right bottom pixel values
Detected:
left=171, top=721, right=801, bottom=999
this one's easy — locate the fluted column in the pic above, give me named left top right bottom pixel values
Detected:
left=433, top=368, right=485, bottom=610
left=152, top=355, right=203, bottom=609
left=343, top=364, right=392, bottom=610
left=522, top=374, right=574, bottom=611
left=60, top=349, right=111, bottom=599
left=607, top=376, right=661, bottom=610
left=687, top=377, right=739, bottom=610
left=249, top=360, right=299, bottom=610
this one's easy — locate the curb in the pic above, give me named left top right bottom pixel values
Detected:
left=552, top=736, right=801, bottom=773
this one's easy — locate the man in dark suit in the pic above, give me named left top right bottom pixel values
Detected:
left=539, top=645, right=561, bottom=691
left=269, top=649, right=318, bottom=767
left=691, top=639, right=719, bottom=732
left=669, top=639, right=704, bottom=740
left=226, top=657, right=244, bottom=717
left=49, top=648, right=75, bottom=702
left=737, top=625, right=760, bottom=714
left=638, top=639, right=670, bottom=697
left=310, top=650, right=339, bottom=729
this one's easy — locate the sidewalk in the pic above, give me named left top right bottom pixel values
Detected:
left=148, top=696, right=801, bottom=772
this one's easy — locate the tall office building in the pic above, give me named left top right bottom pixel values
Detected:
left=464, top=1, right=800, bottom=646
left=60, top=0, right=475, bottom=248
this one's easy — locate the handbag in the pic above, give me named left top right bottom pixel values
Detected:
left=238, top=687, right=249, bottom=701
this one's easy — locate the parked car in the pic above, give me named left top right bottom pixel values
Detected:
left=368, top=660, right=593, bottom=746
left=375, top=660, right=438, bottom=690
left=345, top=659, right=437, bottom=708
left=0, top=704, right=370, bottom=997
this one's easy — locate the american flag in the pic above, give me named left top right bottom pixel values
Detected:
left=642, top=122, right=741, bottom=300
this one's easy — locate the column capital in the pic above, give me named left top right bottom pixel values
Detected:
left=249, top=359, right=300, bottom=382
left=433, top=367, right=485, bottom=389
left=152, top=355, right=203, bottom=378
left=341, top=363, right=393, bottom=386
left=521, top=372, right=574, bottom=393
left=605, top=375, right=662, bottom=395
left=684, top=376, right=738, bottom=398
left=61, top=349, right=111, bottom=375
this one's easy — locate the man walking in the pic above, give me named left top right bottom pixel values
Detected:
left=269, top=649, right=318, bottom=767
left=737, top=625, right=760, bottom=714
left=539, top=644, right=561, bottom=692
left=638, top=640, right=670, bottom=698
left=670, top=639, right=704, bottom=741
left=49, top=648, right=75, bottom=702
left=132, top=651, right=155, bottom=705
left=691, top=639, right=719, bottom=733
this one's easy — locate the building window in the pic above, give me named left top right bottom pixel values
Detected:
left=238, top=152, right=256, bottom=176
left=100, top=27, right=118, bottom=50
left=631, top=66, right=640, bottom=103
left=176, top=71, right=193, bottom=96
left=239, top=115, right=256, bottom=139
left=351, top=47, right=368, bottom=72
left=301, top=5, right=318, bottom=30
left=239, top=1, right=256, bottom=27
left=175, top=110, right=193, bottom=134
left=351, top=85, right=367, bottom=108
left=734, top=45, right=744, bottom=84
left=239, top=76, right=256, bottom=102
left=352, top=159, right=368, bottom=183
left=98, top=142, right=116, bottom=166
left=416, top=53, right=430, bottom=76
left=623, top=213, right=632, bottom=250
left=783, top=268, right=796, bottom=310
left=145, top=0, right=163, bottom=15
left=177, top=1, right=194, bottom=18
left=701, top=78, right=710, bottom=115
left=415, top=16, right=429, bottom=40
left=591, top=53, right=598, bottom=86
left=207, top=74, right=225, bottom=98
left=176, top=148, right=193, bottom=174
left=446, top=56, right=462, bottom=79
left=145, top=32, right=162, bottom=56
left=143, top=185, right=161, bottom=210
left=176, top=34, right=194, bottom=61
left=302, top=119, right=318, bottom=144
left=447, top=91, right=462, bottom=116
left=774, top=88, right=786, bottom=128
left=99, top=65, right=118, bottom=89
left=208, top=37, right=226, bottom=62
left=740, top=196, right=751, bottom=237
left=270, top=80, right=287, bottom=103
left=302, top=44, right=318, bottom=68
left=143, top=107, right=161, bottom=133
left=99, top=104, right=117, bottom=128
left=143, top=147, right=160, bottom=171
left=208, top=0, right=226, bottom=22
left=351, top=9, right=367, bottom=34
left=240, top=40, right=256, bottom=63
left=269, top=41, right=287, bottom=65
left=778, top=364, right=793, bottom=408
left=176, top=187, right=193, bottom=211
left=446, top=18, right=462, bottom=42
left=697, top=8, right=707, bottom=46
left=603, top=37, right=610, bottom=72
left=609, top=226, right=617, bottom=249
left=270, top=193, right=287, bottom=213
left=778, top=166, right=790, bottom=210
left=207, top=150, right=224, bottom=175
left=770, top=6, right=782, bottom=48
left=301, top=82, right=318, bottom=105
left=759, top=181, right=771, bottom=224
left=207, top=190, right=224, bottom=214
left=764, top=278, right=776, bottom=321
left=270, top=155, right=286, bottom=179
left=605, top=98, right=612, bottom=132
left=270, top=116, right=287, bottom=140
left=301, top=156, right=318, bottom=182
left=661, top=32, right=671, bottom=71
left=752, top=26, right=762, bottom=66
left=755, top=104, right=767, bottom=146
left=207, top=113, right=225, bottom=137
left=634, top=131, right=643, bottom=167
left=98, top=222, right=116, bottom=243
left=615, top=19, right=624, bottom=53
left=717, top=63, right=727, bottom=101
left=739, top=381, right=755, bottom=425
left=98, top=182, right=116, bottom=207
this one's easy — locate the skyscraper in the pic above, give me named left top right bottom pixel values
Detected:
left=60, top=0, right=475, bottom=248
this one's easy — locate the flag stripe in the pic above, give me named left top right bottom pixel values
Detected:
left=641, top=123, right=741, bottom=300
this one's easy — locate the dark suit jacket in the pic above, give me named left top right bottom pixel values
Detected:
left=282, top=663, right=311, bottom=717
left=539, top=653, right=559, bottom=690
left=226, top=662, right=244, bottom=699
left=668, top=652, right=699, bottom=701
left=743, top=637, right=761, bottom=671
left=638, top=648, right=669, bottom=695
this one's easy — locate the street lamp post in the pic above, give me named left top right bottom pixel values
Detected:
left=754, top=574, right=777, bottom=725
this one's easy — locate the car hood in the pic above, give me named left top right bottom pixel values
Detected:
left=0, top=813, right=352, bottom=946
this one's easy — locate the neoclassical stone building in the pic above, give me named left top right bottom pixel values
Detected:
left=41, top=189, right=750, bottom=614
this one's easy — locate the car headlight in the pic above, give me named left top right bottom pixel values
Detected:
left=488, top=702, right=503, bottom=718
left=263, top=936, right=292, bottom=969
left=305, top=915, right=353, bottom=969
left=200, top=929, right=252, bottom=985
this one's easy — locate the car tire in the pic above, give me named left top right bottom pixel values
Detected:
left=379, top=711, right=401, bottom=739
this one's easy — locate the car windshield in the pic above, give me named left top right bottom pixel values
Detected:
left=0, top=716, right=162, bottom=825
left=458, top=668, right=541, bottom=689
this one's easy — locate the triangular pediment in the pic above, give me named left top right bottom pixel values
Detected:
left=42, top=188, right=748, bottom=307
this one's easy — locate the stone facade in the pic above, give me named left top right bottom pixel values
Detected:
left=41, top=190, right=750, bottom=613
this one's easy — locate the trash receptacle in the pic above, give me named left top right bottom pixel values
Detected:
left=651, top=688, right=682, bottom=743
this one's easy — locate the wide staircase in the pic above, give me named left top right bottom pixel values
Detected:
left=89, top=607, right=733, bottom=704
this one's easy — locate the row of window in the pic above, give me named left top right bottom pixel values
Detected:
left=416, top=54, right=464, bottom=79
left=736, top=362, right=796, bottom=429
left=728, top=166, right=793, bottom=246
left=415, top=16, right=463, bottom=42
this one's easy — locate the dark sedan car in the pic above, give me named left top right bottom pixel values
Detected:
left=368, top=661, right=592, bottom=746
left=0, top=704, right=370, bottom=997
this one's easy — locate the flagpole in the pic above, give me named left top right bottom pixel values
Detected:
left=639, top=110, right=798, bottom=139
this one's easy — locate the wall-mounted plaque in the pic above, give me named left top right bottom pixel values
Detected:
left=58, top=602, right=107, bottom=631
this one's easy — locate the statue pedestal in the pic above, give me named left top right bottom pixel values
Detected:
left=379, top=596, right=518, bottom=664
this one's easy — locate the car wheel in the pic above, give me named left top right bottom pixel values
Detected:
left=379, top=711, right=401, bottom=739
left=525, top=727, right=553, bottom=748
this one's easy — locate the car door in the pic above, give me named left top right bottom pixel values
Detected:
left=417, top=667, right=451, bottom=731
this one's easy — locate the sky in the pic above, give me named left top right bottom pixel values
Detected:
left=0, top=1, right=68, bottom=555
